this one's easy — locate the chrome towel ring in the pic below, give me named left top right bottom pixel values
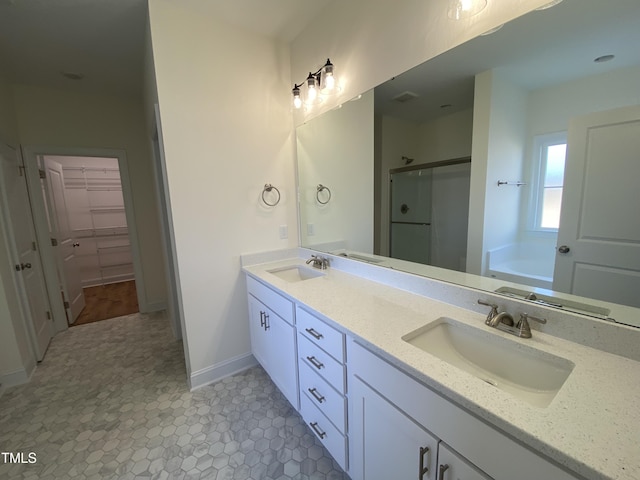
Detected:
left=316, top=184, right=331, bottom=204
left=262, top=184, right=281, bottom=206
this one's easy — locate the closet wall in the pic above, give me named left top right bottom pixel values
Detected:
left=44, top=155, right=134, bottom=287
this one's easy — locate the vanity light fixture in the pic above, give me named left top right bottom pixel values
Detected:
left=292, top=58, right=338, bottom=109
left=448, top=0, right=487, bottom=20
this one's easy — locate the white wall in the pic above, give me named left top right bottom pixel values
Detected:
left=468, top=69, right=527, bottom=275
left=527, top=65, right=640, bottom=136
left=148, top=0, right=298, bottom=386
left=417, top=109, right=473, bottom=161
left=291, top=0, right=553, bottom=126
left=298, top=90, right=374, bottom=252
left=12, top=85, right=166, bottom=311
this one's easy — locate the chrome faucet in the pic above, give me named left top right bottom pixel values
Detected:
left=306, top=255, right=330, bottom=270
left=477, top=300, right=546, bottom=338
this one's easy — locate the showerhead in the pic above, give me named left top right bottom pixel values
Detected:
left=402, top=156, right=414, bottom=165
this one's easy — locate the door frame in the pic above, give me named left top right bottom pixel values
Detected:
left=150, top=104, right=185, bottom=343
left=22, top=145, right=145, bottom=333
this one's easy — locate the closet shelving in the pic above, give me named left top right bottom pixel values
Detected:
left=63, top=164, right=134, bottom=287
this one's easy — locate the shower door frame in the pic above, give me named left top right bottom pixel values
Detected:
left=388, top=156, right=471, bottom=265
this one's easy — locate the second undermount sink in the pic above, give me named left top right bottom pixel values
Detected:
left=402, top=317, right=574, bottom=408
left=267, top=265, right=326, bottom=283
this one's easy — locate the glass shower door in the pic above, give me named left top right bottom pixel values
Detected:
left=390, top=169, right=432, bottom=264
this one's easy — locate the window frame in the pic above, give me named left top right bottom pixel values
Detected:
left=528, top=131, right=567, bottom=233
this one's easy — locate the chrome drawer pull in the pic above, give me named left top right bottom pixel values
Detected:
left=308, top=388, right=325, bottom=403
left=309, top=422, right=327, bottom=439
left=306, top=356, right=324, bottom=370
left=419, top=446, right=430, bottom=479
left=305, top=328, right=324, bottom=340
left=263, top=313, right=270, bottom=331
left=259, top=311, right=266, bottom=328
left=438, top=464, right=449, bottom=480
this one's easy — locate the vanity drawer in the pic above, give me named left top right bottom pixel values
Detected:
left=299, top=361, right=346, bottom=433
left=298, top=333, right=345, bottom=394
left=296, top=307, right=345, bottom=362
left=247, top=276, right=294, bottom=325
left=300, top=390, right=347, bottom=471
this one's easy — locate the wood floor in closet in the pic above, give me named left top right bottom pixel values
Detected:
left=72, top=280, right=139, bottom=326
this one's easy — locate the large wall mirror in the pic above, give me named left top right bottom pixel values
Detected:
left=296, top=0, right=640, bottom=327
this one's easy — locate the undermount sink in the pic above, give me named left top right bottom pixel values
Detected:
left=267, top=265, right=325, bottom=283
left=402, top=317, right=574, bottom=408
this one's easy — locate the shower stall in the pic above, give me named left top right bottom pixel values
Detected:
left=389, top=158, right=471, bottom=271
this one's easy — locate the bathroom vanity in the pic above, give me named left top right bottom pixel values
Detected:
left=242, top=250, right=640, bottom=480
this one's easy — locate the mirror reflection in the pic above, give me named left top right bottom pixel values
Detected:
left=296, top=0, right=640, bottom=325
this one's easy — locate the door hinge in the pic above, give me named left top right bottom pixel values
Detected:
left=32, top=241, right=37, bottom=251
left=39, top=169, right=46, bottom=179
left=18, top=166, right=25, bottom=177
left=63, top=301, right=70, bottom=309
left=46, top=311, right=51, bottom=320
left=51, top=238, right=58, bottom=247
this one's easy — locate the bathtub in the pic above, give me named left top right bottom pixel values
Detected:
left=487, top=243, right=555, bottom=290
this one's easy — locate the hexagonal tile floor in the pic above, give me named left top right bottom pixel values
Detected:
left=0, top=311, right=349, bottom=480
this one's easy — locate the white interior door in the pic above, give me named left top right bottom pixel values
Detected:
left=42, top=157, right=85, bottom=323
left=0, top=143, right=52, bottom=360
left=553, top=105, right=640, bottom=309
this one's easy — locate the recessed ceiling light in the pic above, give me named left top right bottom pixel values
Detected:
left=594, top=55, right=615, bottom=63
left=61, top=71, right=85, bottom=80
left=536, top=0, right=563, bottom=11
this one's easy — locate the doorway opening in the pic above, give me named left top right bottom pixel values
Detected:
left=37, top=154, right=139, bottom=326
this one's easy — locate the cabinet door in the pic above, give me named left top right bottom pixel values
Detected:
left=350, top=377, right=438, bottom=480
left=437, top=442, right=493, bottom=480
left=248, top=295, right=299, bottom=409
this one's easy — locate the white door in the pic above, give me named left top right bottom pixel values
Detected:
left=553, top=105, right=640, bottom=309
left=42, top=157, right=85, bottom=323
left=0, top=143, right=52, bottom=360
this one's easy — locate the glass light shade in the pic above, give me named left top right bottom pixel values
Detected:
left=292, top=86, right=302, bottom=109
left=305, top=73, right=322, bottom=105
left=320, top=59, right=337, bottom=95
left=448, top=0, right=487, bottom=20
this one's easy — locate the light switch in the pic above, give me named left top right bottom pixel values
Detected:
left=279, top=225, right=288, bottom=239
left=307, top=223, right=315, bottom=236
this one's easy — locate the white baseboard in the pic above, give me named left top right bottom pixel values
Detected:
left=139, top=301, right=167, bottom=313
left=189, top=353, right=258, bottom=391
left=0, top=366, right=32, bottom=389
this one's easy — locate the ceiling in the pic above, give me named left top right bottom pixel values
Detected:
left=375, top=0, right=640, bottom=124
left=0, top=0, right=332, bottom=97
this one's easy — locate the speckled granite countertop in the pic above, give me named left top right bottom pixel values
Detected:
left=243, top=257, right=640, bottom=480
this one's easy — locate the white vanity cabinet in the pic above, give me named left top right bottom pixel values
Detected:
left=296, top=306, right=349, bottom=471
left=348, top=339, right=580, bottom=480
left=437, top=442, right=492, bottom=480
left=246, top=276, right=298, bottom=409
left=350, top=376, right=440, bottom=480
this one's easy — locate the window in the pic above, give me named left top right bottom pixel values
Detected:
left=531, top=133, right=567, bottom=231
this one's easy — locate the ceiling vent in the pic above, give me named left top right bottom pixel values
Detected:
left=392, top=91, right=419, bottom=103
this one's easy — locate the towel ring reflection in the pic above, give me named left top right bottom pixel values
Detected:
left=316, top=184, right=332, bottom=205
left=262, top=184, right=281, bottom=207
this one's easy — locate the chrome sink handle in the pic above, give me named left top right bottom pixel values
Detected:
left=477, top=299, right=499, bottom=325
left=517, top=313, right=547, bottom=338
